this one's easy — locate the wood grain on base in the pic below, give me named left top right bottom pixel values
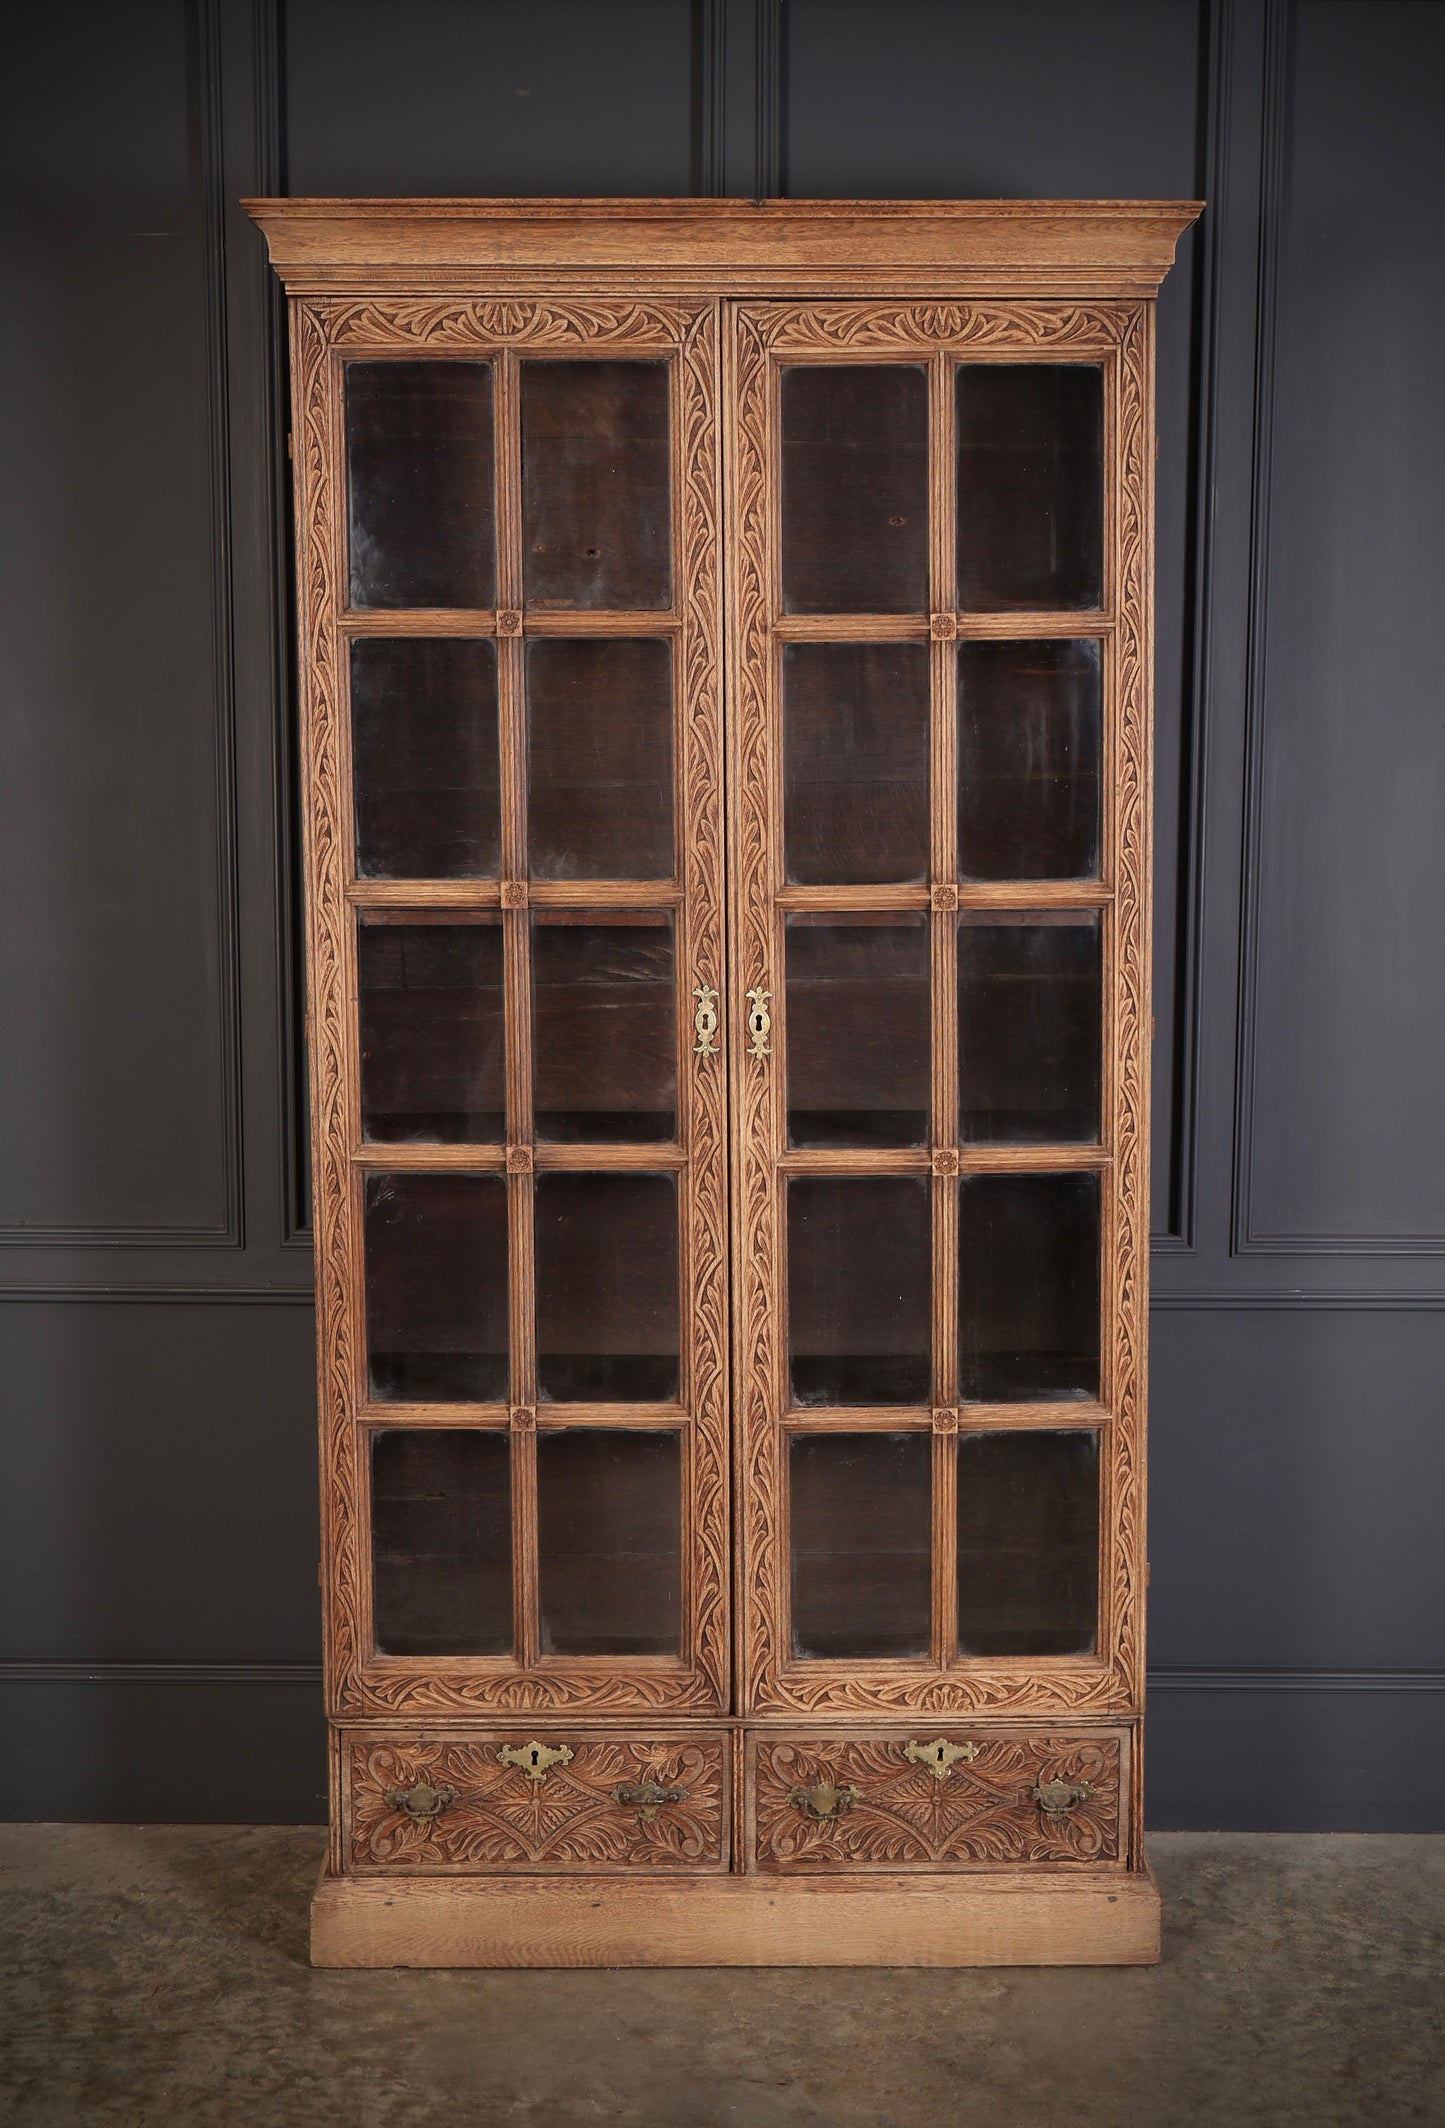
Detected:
left=310, top=1859, right=1161, bottom=1968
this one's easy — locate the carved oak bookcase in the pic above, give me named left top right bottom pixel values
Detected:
left=246, top=198, right=1200, bottom=1968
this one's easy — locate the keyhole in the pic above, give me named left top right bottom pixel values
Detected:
left=888, top=514, right=905, bottom=526
left=528, top=1747, right=542, bottom=1770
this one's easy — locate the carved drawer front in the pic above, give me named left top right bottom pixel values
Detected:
left=347, top=1734, right=728, bottom=1873
left=748, top=1731, right=1125, bottom=1873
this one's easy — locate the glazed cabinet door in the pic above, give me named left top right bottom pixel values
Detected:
left=727, top=300, right=1151, bottom=1719
left=293, top=298, right=728, bottom=1719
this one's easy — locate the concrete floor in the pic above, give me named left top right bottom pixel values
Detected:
left=0, top=1829, right=1441, bottom=2127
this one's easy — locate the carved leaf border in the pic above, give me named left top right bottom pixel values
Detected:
left=732, top=299, right=1149, bottom=1718
left=753, top=301, right=1127, bottom=356
left=295, top=297, right=728, bottom=1720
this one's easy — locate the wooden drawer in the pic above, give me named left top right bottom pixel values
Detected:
left=346, top=1733, right=729, bottom=1874
left=747, top=1729, right=1126, bottom=1873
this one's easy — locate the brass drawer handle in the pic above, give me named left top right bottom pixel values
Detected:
left=383, top=1779, right=458, bottom=1823
left=1032, top=1777, right=1095, bottom=1821
left=694, top=983, right=721, bottom=1058
left=613, top=1779, right=688, bottom=1823
left=745, top=987, right=772, bottom=1059
left=789, top=1779, right=860, bottom=1823
left=904, top=1738, right=980, bottom=1781
left=497, top=1741, right=573, bottom=1782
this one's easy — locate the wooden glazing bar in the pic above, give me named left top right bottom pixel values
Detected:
left=934, top=1427, right=959, bottom=1669
left=780, top=1407, right=934, bottom=1432
left=528, top=880, right=684, bottom=909
left=347, top=880, right=504, bottom=908
left=530, top=1403, right=691, bottom=1429
left=933, top=1166, right=960, bottom=1407
left=952, top=611, right=1115, bottom=638
left=773, top=614, right=1119, bottom=643
left=774, top=880, right=1113, bottom=912
left=956, top=880, right=1113, bottom=909
left=955, top=1144, right=1111, bottom=1174
left=952, top=1401, right=1109, bottom=1431
left=522, top=609, right=681, bottom=636
left=494, top=348, right=541, bottom=1674
left=775, top=884, right=931, bottom=912
left=357, top=1405, right=512, bottom=1430
left=930, top=354, right=961, bottom=1421
left=533, top=1142, right=689, bottom=1171
left=351, top=1143, right=508, bottom=1171
left=512, top=1419, right=540, bottom=1672
left=777, top=1148, right=932, bottom=1175
left=772, top=613, right=929, bottom=642
left=340, top=608, right=498, bottom=636
left=776, top=1144, right=1110, bottom=1176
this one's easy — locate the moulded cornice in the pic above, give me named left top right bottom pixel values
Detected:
left=243, top=196, right=1204, bottom=298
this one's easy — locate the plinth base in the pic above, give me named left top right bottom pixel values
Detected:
left=311, top=1859, right=1160, bottom=1968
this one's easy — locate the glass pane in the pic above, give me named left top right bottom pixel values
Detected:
left=526, top=638, right=673, bottom=880
left=781, top=365, right=928, bottom=614
left=958, top=912, right=1102, bottom=1144
left=521, top=360, right=671, bottom=611
left=788, top=1176, right=931, bottom=1406
left=351, top=637, right=501, bottom=879
left=346, top=361, right=495, bottom=610
left=364, top=1173, right=509, bottom=1403
left=959, top=1173, right=1099, bottom=1403
left=956, top=1430, right=1098, bottom=1656
left=535, top=1173, right=679, bottom=1402
left=956, top=365, right=1103, bottom=611
left=372, top=1428, right=512, bottom=1656
left=533, top=913, right=676, bottom=1143
left=790, top=1433, right=932, bottom=1658
left=958, top=639, right=1101, bottom=880
left=537, top=1429, right=681, bottom=1655
left=786, top=915, right=930, bottom=1148
left=359, top=917, right=505, bottom=1144
left=783, top=642, right=930, bottom=885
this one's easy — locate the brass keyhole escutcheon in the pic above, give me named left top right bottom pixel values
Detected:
left=383, top=1779, right=458, bottom=1823
left=693, top=984, right=720, bottom=1058
left=904, top=1738, right=980, bottom=1782
left=745, top=987, right=772, bottom=1059
left=613, top=1779, right=688, bottom=1824
left=789, top=1779, right=860, bottom=1824
left=1032, top=1776, right=1094, bottom=1821
left=497, top=1741, right=574, bottom=1783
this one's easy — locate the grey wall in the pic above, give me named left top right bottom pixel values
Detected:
left=2, top=0, right=1442, bottom=1829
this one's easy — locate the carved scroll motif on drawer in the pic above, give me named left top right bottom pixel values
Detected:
left=751, top=1734, right=1123, bottom=1871
left=349, top=1737, right=727, bottom=1872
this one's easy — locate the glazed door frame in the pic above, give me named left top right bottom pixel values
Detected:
left=725, top=298, right=1153, bottom=1718
left=292, top=295, right=729, bottom=1721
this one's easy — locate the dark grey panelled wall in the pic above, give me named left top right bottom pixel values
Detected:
left=2, top=0, right=1441, bottom=1828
